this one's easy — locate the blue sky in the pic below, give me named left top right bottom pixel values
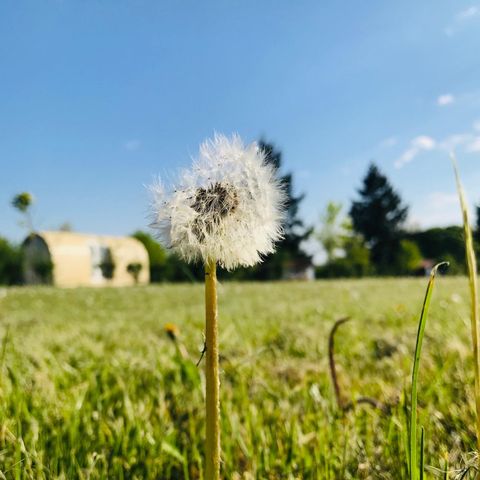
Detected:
left=1, top=1, right=480, bottom=243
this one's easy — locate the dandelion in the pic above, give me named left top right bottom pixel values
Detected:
left=164, top=322, right=180, bottom=342
left=164, top=322, right=189, bottom=360
left=150, top=133, right=285, bottom=480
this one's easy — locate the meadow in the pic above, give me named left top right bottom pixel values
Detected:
left=0, top=278, right=478, bottom=479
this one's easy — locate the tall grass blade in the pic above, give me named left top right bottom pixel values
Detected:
left=410, top=262, right=448, bottom=480
left=452, top=155, right=480, bottom=454
left=419, top=426, right=425, bottom=480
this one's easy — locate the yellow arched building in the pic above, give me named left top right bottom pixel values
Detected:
left=22, top=231, right=150, bottom=287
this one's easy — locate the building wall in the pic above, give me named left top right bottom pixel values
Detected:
left=23, top=232, right=150, bottom=287
left=102, top=236, right=149, bottom=287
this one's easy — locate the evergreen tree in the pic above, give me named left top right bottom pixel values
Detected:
left=349, top=163, right=408, bottom=274
left=225, top=140, right=312, bottom=280
left=256, top=140, right=312, bottom=279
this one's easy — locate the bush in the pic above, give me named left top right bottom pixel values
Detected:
left=132, top=231, right=168, bottom=282
left=0, top=237, right=23, bottom=285
left=127, top=262, right=143, bottom=284
left=33, top=259, right=54, bottom=283
left=394, top=239, right=422, bottom=275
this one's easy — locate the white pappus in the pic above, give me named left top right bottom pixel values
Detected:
left=150, top=133, right=285, bottom=270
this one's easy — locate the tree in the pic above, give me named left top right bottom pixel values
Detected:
left=132, top=231, right=203, bottom=282
left=395, top=239, right=422, bottom=275
left=350, top=163, right=408, bottom=274
left=476, top=204, right=480, bottom=243
left=316, top=215, right=371, bottom=278
left=316, top=202, right=343, bottom=263
left=248, top=140, right=312, bottom=279
left=405, top=226, right=465, bottom=274
left=127, top=262, right=142, bottom=284
left=59, top=222, right=73, bottom=232
left=0, top=237, right=23, bottom=285
left=132, top=231, right=168, bottom=282
left=12, top=192, right=34, bottom=233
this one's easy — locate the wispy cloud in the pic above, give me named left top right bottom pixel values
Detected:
left=428, top=192, right=459, bottom=208
left=445, top=5, right=480, bottom=36
left=394, top=135, right=436, bottom=169
left=378, top=136, right=397, bottom=148
left=438, top=133, right=473, bottom=151
left=124, top=139, right=141, bottom=151
left=409, top=191, right=461, bottom=228
left=395, top=121, right=480, bottom=169
left=437, top=94, right=455, bottom=106
left=467, top=137, right=480, bottom=152
left=458, top=5, right=480, bottom=19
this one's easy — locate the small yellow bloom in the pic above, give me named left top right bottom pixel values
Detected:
left=164, top=323, right=180, bottom=341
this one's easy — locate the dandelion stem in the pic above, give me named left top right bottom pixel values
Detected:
left=205, top=258, right=220, bottom=480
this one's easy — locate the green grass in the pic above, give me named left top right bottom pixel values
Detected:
left=0, top=278, right=478, bottom=479
left=409, top=263, right=447, bottom=480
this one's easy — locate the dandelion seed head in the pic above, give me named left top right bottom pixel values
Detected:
left=150, top=133, right=285, bottom=270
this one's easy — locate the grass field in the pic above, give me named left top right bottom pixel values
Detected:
left=0, top=278, right=478, bottom=479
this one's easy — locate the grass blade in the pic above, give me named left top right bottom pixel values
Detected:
left=452, top=156, right=480, bottom=454
left=409, top=262, right=448, bottom=480
left=419, top=426, right=425, bottom=480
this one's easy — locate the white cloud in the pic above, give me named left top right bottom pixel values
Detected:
left=395, top=135, right=436, bottom=169
left=410, top=192, right=461, bottom=228
left=395, top=125, right=480, bottom=169
left=124, top=139, right=141, bottom=151
left=467, top=137, right=480, bottom=152
left=439, top=133, right=473, bottom=151
left=379, top=136, right=397, bottom=148
left=457, top=5, right=480, bottom=19
left=445, top=5, right=480, bottom=35
left=428, top=192, right=459, bottom=208
left=437, top=94, right=455, bottom=106
left=413, top=136, right=436, bottom=149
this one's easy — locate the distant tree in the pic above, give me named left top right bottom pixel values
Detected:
left=11, top=192, right=34, bottom=233
left=127, top=262, right=142, bottom=284
left=395, top=239, right=422, bottom=275
left=405, top=226, right=465, bottom=274
left=132, top=231, right=168, bottom=282
left=350, top=163, right=408, bottom=274
left=249, top=140, right=312, bottom=279
left=341, top=233, right=371, bottom=277
left=59, top=222, right=73, bottom=232
left=132, top=231, right=202, bottom=282
left=0, top=237, right=23, bottom=285
left=316, top=202, right=343, bottom=263
left=476, top=204, right=480, bottom=242
left=164, top=254, right=203, bottom=282
left=316, top=217, right=371, bottom=278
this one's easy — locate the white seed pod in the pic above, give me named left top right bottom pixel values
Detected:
left=150, top=133, right=285, bottom=270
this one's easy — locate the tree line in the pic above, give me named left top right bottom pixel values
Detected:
left=0, top=142, right=477, bottom=284
left=134, top=146, right=478, bottom=282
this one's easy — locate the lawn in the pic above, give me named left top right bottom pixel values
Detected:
left=0, top=278, right=477, bottom=479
